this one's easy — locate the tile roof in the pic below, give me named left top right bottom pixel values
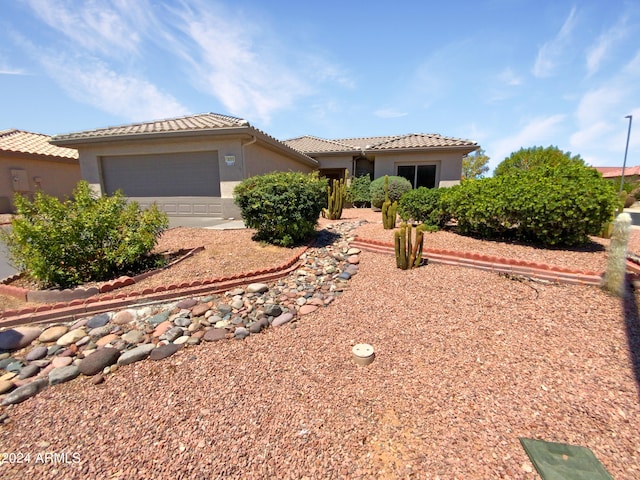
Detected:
left=594, top=166, right=640, bottom=178
left=0, top=129, right=78, bottom=159
left=52, top=113, right=250, bottom=142
left=283, top=133, right=476, bottom=153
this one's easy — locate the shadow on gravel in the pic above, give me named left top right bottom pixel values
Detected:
left=623, top=282, right=640, bottom=400
left=310, top=229, right=341, bottom=248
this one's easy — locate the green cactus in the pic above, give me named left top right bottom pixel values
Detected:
left=602, top=212, right=632, bottom=296
left=382, top=175, right=398, bottom=229
left=394, top=222, right=426, bottom=269
left=322, top=170, right=347, bottom=220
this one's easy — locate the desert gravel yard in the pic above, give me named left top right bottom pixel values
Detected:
left=1, top=209, right=639, bottom=478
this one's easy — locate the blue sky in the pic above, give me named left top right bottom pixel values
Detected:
left=1, top=0, right=639, bottom=173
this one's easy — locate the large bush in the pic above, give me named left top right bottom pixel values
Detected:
left=234, top=171, right=326, bottom=247
left=369, top=175, right=412, bottom=209
left=1, top=181, right=168, bottom=288
left=494, top=145, right=584, bottom=177
left=443, top=163, right=619, bottom=246
left=398, top=187, right=450, bottom=227
left=346, top=174, right=371, bottom=207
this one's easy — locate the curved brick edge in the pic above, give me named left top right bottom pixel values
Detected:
left=0, top=246, right=206, bottom=302
left=0, top=246, right=309, bottom=328
left=350, top=238, right=604, bottom=286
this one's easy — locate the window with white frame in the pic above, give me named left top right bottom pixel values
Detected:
left=396, top=164, right=437, bottom=188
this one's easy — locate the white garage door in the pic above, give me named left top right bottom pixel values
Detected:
left=101, top=151, right=223, bottom=216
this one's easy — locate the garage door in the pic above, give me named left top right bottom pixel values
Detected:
left=101, top=151, right=223, bottom=216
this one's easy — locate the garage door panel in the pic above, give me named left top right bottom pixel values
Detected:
left=101, top=151, right=220, bottom=197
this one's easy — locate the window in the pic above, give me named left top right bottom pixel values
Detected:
left=397, top=164, right=437, bottom=188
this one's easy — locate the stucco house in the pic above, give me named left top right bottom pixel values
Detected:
left=51, top=113, right=318, bottom=219
left=51, top=112, right=477, bottom=220
left=0, top=129, right=80, bottom=213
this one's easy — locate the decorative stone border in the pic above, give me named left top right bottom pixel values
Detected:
left=0, top=247, right=205, bottom=303
left=0, top=247, right=308, bottom=328
left=350, top=238, right=605, bottom=286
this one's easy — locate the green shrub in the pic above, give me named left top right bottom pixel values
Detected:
left=369, top=175, right=412, bottom=209
left=494, top=145, right=584, bottom=177
left=346, top=174, right=371, bottom=207
left=398, top=187, right=450, bottom=227
left=233, top=171, right=327, bottom=247
left=442, top=163, right=619, bottom=247
left=1, top=181, right=168, bottom=289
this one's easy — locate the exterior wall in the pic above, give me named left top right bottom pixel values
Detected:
left=74, top=134, right=315, bottom=219
left=372, top=150, right=464, bottom=187
left=0, top=155, right=80, bottom=212
left=314, top=155, right=354, bottom=177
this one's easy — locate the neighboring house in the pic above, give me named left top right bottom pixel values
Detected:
left=594, top=166, right=640, bottom=185
left=0, top=129, right=80, bottom=213
left=283, top=133, right=478, bottom=188
left=50, top=113, right=319, bottom=219
left=50, top=112, right=478, bottom=220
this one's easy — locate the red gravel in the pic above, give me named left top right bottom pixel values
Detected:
left=1, top=209, right=640, bottom=479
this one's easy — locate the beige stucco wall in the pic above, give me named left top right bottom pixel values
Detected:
left=72, top=133, right=316, bottom=219
left=0, top=155, right=80, bottom=212
left=314, top=155, right=354, bottom=177
left=372, top=150, right=465, bottom=187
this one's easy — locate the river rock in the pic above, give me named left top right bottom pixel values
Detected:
left=86, top=313, right=110, bottom=329
left=147, top=310, right=171, bottom=325
left=162, top=327, right=184, bottom=342
left=0, top=379, right=14, bottom=394
left=56, top=328, right=87, bottom=346
left=191, top=303, right=210, bottom=317
left=298, top=305, right=319, bottom=316
left=249, top=318, right=269, bottom=333
left=18, top=364, right=40, bottom=379
left=25, top=346, right=48, bottom=361
left=51, top=356, right=73, bottom=368
left=149, top=343, right=182, bottom=360
left=203, top=329, right=227, bottom=342
left=49, top=365, right=80, bottom=385
left=272, top=312, right=294, bottom=327
left=263, top=304, right=283, bottom=317
left=78, top=348, right=121, bottom=376
left=0, top=327, right=42, bottom=350
left=38, top=325, right=69, bottom=343
left=121, top=330, right=144, bottom=344
left=234, top=327, right=250, bottom=340
left=117, top=344, right=156, bottom=366
left=112, top=310, right=135, bottom=325
left=175, top=298, right=198, bottom=309
left=1, top=378, right=48, bottom=405
left=95, top=333, right=120, bottom=347
left=247, top=283, right=269, bottom=294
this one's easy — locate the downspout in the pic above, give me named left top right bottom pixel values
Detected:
left=241, top=135, right=257, bottom=178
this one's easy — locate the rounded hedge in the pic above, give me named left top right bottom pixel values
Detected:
left=369, top=175, right=412, bottom=209
left=398, top=187, right=450, bottom=227
left=442, top=163, right=619, bottom=247
left=346, top=174, right=371, bottom=207
left=233, top=171, right=327, bottom=247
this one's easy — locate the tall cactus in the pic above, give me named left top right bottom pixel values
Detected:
left=322, top=170, right=347, bottom=220
left=394, top=222, right=426, bottom=269
left=382, top=175, right=398, bottom=229
left=602, top=212, right=632, bottom=296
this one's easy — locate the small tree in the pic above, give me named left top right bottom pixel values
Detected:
left=462, top=148, right=490, bottom=180
left=494, top=145, right=584, bottom=177
left=1, top=181, right=168, bottom=288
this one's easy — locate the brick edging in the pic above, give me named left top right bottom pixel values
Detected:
left=0, top=247, right=308, bottom=327
left=350, top=238, right=604, bottom=286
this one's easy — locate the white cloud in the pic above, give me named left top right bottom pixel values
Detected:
left=374, top=108, right=408, bottom=119
left=0, top=67, right=27, bottom=75
left=489, top=115, right=566, bottom=164
left=497, top=67, right=523, bottom=87
left=24, top=0, right=150, bottom=57
left=532, top=7, right=578, bottom=78
left=163, top=2, right=348, bottom=124
left=40, top=55, right=189, bottom=121
left=586, top=15, right=629, bottom=76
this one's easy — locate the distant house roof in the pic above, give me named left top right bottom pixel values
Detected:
left=50, top=112, right=318, bottom=167
left=284, top=133, right=477, bottom=154
left=0, top=129, right=78, bottom=160
left=594, top=166, right=640, bottom=178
